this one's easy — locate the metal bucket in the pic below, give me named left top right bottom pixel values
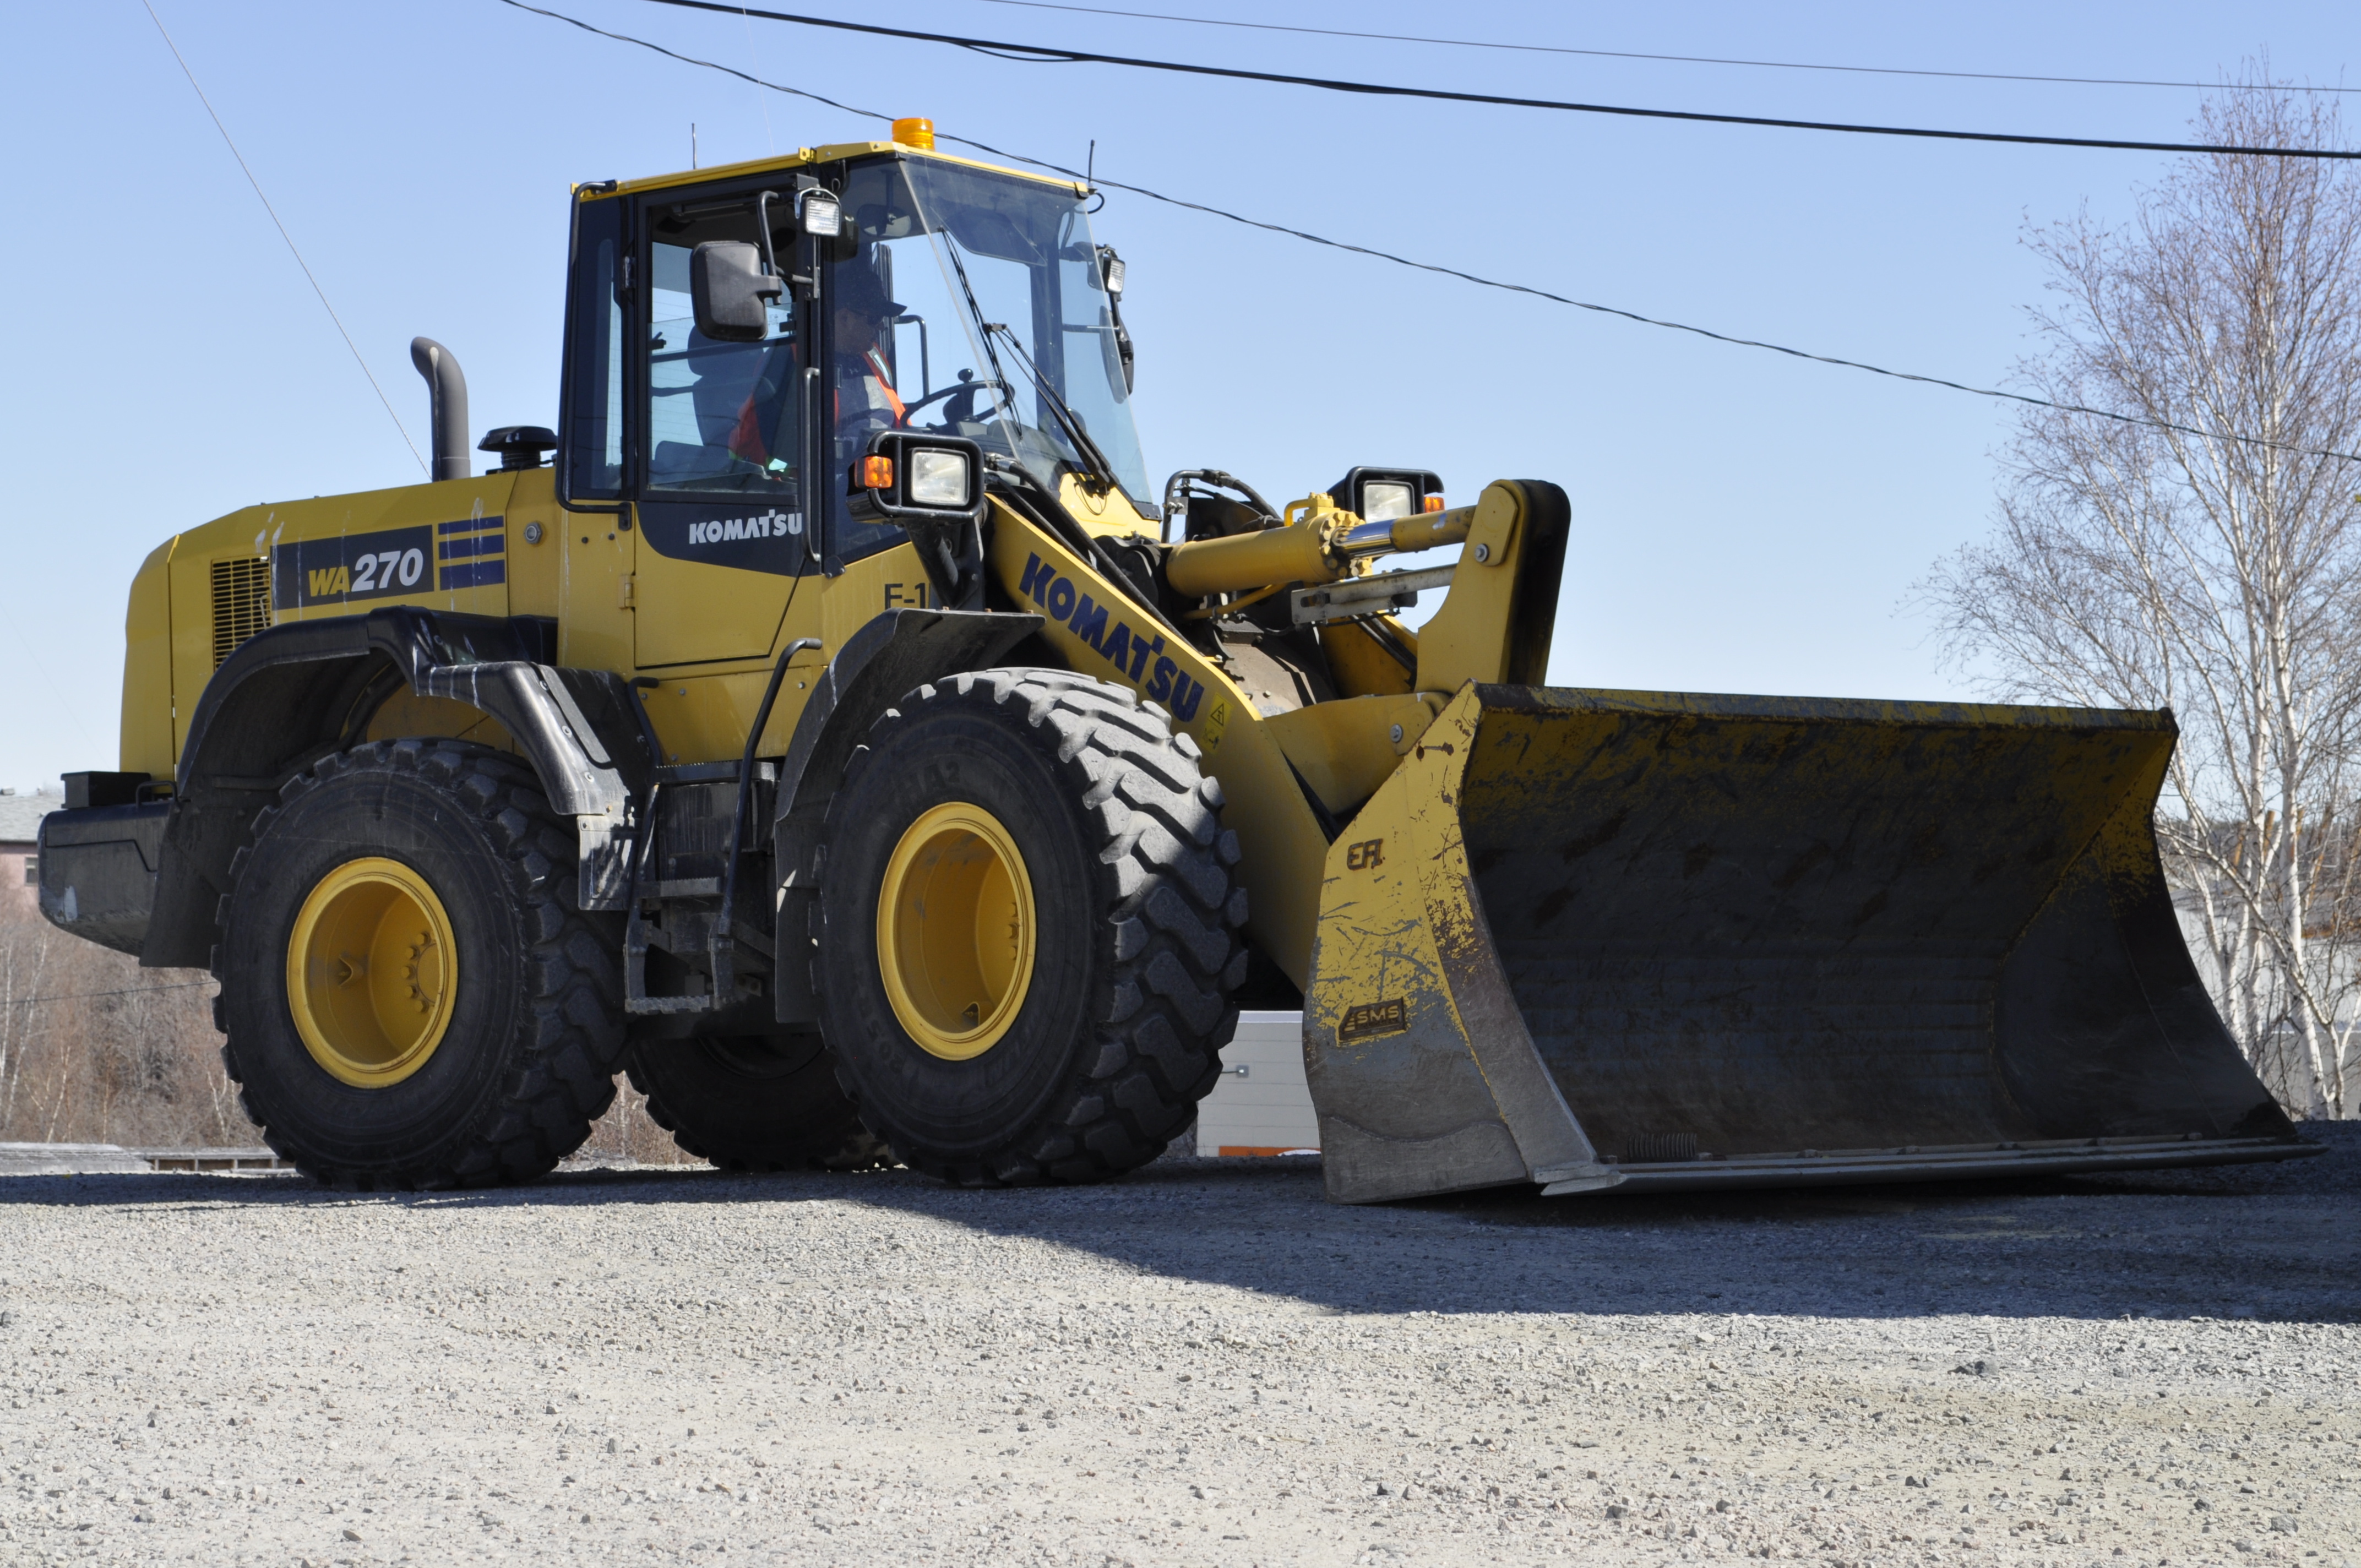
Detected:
left=1302, top=684, right=2313, bottom=1202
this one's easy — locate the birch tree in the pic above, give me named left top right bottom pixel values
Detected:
left=1922, top=83, right=2361, bottom=1117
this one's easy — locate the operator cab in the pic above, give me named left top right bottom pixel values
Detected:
left=559, top=138, right=1156, bottom=575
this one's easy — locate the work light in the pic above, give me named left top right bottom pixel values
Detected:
left=909, top=449, right=971, bottom=508
left=1359, top=480, right=1416, bottom=522
left=1326, top=466, right=1447, bottom=524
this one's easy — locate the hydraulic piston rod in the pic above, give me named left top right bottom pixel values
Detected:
left=1163, top=500, right=1477, bottom=598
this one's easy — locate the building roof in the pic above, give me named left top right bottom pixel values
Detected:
left=0, top=788, right=61, bottom=846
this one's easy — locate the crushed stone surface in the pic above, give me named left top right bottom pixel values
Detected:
left=1, top=1124, right=2355, bottom=1567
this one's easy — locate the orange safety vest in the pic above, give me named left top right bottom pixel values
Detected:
left=728, top=394, right=767, bottom=464
left=863, top=349, right=907, bottom=421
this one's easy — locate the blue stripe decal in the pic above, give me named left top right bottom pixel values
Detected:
left=437, top=535, right=506, bottom=560
left=438, top=560, right=507, bottom=590
left=438, top=516, right=504, bottom=535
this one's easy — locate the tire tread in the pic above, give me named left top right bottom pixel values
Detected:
left=215, top=739, right=626, bottom=1190
left=833, top=669, right=1242, bottom=1186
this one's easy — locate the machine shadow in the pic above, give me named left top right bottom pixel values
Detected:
left=828, top=1142, right=2358, bottom=1326
left=6, top=1124, right=2348, bottom=1325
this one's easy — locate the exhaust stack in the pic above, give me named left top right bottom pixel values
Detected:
left=409, top=337, right=471, bottom=482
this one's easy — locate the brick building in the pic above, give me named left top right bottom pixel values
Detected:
left=0, top=787, right=59, bottom=909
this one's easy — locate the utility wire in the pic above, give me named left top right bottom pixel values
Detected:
left=739, top=6, right=776, bottom=153
left=969, top=0, right=2361, bottom=96
left=138, top=0, right=428, bottom=476
left=629, top=0, right=2361, bottom=160
left=495, top=0, right=2361, bottom=465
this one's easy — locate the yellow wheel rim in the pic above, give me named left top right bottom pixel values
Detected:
left=284, top=857, right=458, bottom=1088
left=877, top=802, right=1036, bottom=1061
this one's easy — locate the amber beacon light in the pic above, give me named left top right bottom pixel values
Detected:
left=892, top=117, right=936, bottom=150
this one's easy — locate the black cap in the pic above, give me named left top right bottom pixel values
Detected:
left=834, top=260, right=904, bottom=317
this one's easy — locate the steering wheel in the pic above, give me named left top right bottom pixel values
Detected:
left=899, top=376, right=1009, bottom=429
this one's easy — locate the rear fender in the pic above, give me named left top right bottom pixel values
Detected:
left=141, top=608, right=655, bottom=966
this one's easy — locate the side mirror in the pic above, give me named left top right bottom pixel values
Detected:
left=690, top=240, right=780, bottom=343
left=1095, top=246, right=1134, bottom=393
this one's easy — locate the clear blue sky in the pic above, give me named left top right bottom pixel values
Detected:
left=0, top=0, right=2349, bottom=790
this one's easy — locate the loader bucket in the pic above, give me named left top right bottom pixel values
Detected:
left=1301, top=684, right=2316, bottom=1204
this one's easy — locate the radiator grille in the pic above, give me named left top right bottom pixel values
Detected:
left=210, top=557, right=271, bottom=667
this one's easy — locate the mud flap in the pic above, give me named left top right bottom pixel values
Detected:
left=1303, top=684, right=2312, bottom=1204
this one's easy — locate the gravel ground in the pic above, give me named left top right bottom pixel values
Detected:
left=1, top=1125, right=2355, bottom=1568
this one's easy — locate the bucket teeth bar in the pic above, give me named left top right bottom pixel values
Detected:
left=1575, top=1133, right=2319, bottom=1194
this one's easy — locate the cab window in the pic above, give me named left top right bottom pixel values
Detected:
left=644, top=222, right=803, bottom=499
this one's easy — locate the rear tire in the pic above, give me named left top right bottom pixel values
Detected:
left=815, top=669, right=1248, bottom=1186
left=215, top=739, right=627, bottom=1189
left=625, top=1035, right=889, bottom=1171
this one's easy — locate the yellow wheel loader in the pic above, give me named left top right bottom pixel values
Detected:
left=38, top=122, right=2316, bottom=1197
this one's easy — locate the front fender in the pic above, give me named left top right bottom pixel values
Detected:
left=768, top=607, right=1042, bottom=1024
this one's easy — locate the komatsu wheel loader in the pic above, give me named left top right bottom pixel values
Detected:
left=38, top=121, right=2316, bottom=1199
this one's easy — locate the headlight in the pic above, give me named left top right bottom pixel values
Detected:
left=848, top=431, right=986, bottom=522
left=909, top=448, right=971, bottom=507
left=1360, top=480, right=1416, bottom=522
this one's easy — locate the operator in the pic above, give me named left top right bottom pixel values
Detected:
left=831, top=259, right=908, bottom=459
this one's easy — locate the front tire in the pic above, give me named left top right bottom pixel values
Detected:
left=216, top=739, right=627, bottom=1189
left=815, top=669, right=1248, bottom=1186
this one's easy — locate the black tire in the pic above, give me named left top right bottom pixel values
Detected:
left=815, top=668, right=1249, bottom=1186
left=625, top=1035, right=890, bottom=1171
left=215, top=739, right=627, bottom=1189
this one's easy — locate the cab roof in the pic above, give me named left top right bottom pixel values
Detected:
left=585, top=141, right=1085, bottom=201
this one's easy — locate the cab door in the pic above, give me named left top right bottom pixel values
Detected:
left=632, top=494, right=807, bottom=669
left=630, top=208, right=816, bottom=671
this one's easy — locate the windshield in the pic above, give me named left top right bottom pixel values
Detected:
left=829, top=157, right=1152, bottom=519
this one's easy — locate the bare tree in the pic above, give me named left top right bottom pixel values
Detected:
left=1922, top=81, right=2361, bottom=1118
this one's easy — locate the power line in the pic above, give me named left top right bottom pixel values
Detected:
left=1064, top=179, right=2361, bottom=467
left=494, top=0, right=2361, bottom=466
left=968, top=0, right=2361, bottom=96
left=738, top=5, right=776, bottom=154
left=628, top=0, right=2361, bottom=161
left=137, top=0, right=428, bottom=476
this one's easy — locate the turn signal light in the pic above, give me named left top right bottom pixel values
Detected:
left=892, top=117, right=936, bottom=150
left=860, top=454, right=895, bottom=489
left=1423, top=494, right=1447, bottom=513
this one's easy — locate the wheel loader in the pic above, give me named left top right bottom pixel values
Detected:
left=37, top=120, right=2315, bottom=1199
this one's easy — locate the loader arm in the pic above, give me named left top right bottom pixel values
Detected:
left=984, top=478, right=1569, bottom=990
